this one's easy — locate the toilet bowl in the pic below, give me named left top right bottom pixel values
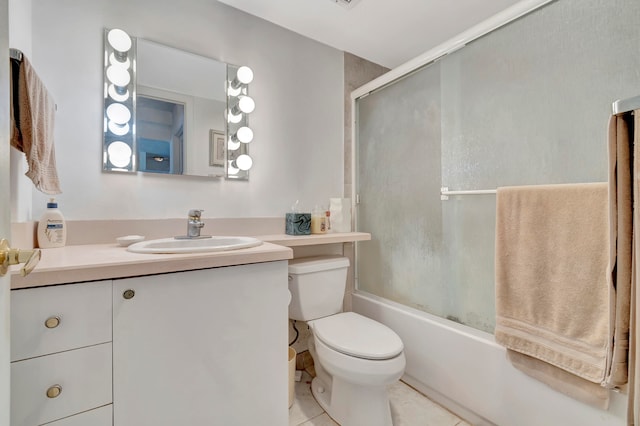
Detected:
left=288, top=256, right=406, bottom=426
left=308, top=312, right=405, bottom=426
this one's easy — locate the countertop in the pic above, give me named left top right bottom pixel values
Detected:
left=258, top=232, right=371, bottom=247
left=10, top=232, right=370, bottom=290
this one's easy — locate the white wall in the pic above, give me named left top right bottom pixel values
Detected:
left=1, top=1, right=11, bottom=423
left=9, top=0, right=32, bottom=222
left=20, top=0, right=344, bottom=220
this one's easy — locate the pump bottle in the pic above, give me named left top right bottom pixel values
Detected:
left=37, top=198, right=67, bottom=248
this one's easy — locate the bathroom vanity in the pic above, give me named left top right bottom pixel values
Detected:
left=8, top=231, right=370, bottom=426
left=9, top=242, right=292, bottom=426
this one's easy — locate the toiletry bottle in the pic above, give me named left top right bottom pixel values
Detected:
left=311, top=206, right=326, bottom=234
left=325, top=209, right=331, bottom=233
left=37, top=198, right=67, bottom=248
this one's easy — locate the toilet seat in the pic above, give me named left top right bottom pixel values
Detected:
left=310, top=312, right=404, bottom=360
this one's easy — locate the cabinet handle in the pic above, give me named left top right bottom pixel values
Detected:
left=123, top=289, right=135, bottom=300
left=44, top=316, right=61, bottom=329
left=46, top=384, right=62, bottom=398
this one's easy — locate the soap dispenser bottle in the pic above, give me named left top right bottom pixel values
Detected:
left=37, top=198, right=67, bottom=248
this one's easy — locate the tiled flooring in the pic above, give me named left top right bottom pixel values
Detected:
left=289, top=371, right=471, bottom=426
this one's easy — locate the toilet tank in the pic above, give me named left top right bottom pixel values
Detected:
left=288, top=256, right=350, bottom=321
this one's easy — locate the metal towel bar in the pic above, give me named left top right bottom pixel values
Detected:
left=440, top=187, right=497, bottom=200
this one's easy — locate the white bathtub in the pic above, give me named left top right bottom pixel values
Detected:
left=352, top=291, right=627, bottom=425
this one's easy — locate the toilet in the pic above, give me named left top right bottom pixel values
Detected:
left=288, top=256, right=406, bottom=426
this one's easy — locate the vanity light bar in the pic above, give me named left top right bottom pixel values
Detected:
left=103, top=28, right=136, bottom=173
left=226, top=64, right=255, bottom=179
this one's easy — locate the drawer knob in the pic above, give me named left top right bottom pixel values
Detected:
left=123, top=289, right=135, bottom=300
left=46, top=384, right=62, bottom=398
left=44, top=316, right=60, bottom=329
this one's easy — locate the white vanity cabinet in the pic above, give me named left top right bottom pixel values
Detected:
left=10, top=281, right=113, bottom=426
left=112, top=261, right=290, bottom=426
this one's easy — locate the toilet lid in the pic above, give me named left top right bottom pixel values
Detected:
left=311, top=312, right=404, bottom=360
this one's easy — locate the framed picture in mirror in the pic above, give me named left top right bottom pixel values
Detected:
left=210, top=129, right=225, bottom=167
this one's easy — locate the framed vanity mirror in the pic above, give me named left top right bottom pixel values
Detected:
left=102, top=28, right=254, bottom=180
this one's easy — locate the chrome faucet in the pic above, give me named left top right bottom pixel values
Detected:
left=176, top=209, right=210, bottom=239
left=187, top=209, right=205, bottom=238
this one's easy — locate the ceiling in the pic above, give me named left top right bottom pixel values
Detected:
left=217, top=0, right=525, bottom=69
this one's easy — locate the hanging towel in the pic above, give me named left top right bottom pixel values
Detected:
left=605, top=113, right=633, bottom=391
left=495, top=182, right=611, bottom=408
left=624, top=110, right=640, bottom=426
left=10, top=54, right=61, bottom=194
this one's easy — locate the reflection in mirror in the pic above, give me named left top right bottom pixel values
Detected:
left=137, top=96, right=184, bottom=174
left=137, top=38, right=227, bottom=177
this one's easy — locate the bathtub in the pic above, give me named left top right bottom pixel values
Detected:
left=352, top=291, right=627, bottom=425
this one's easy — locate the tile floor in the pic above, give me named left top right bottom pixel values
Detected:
left=289, top=371, right=471, bottom=426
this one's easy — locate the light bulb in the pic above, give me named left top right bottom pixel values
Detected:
left=107, top=141, right=132, bottom=168
left=231, top=126, right=253, bottom=143
left=235, top=154, right=253, bottom=171
left=227, top=110, right=242, bottom=124
left=227, top=160, right=239, bottom=175
left=108, top=84, right=130, bottom=102
left=236, top=66, right=254, bottom=85
left=109, top=52, right=131, bottom=69
left=106, top=65, right=131, bottom=87
left=227, top=139, right=240, bottom=151
left=107, top=29, right=132, bottom=52
left=106, top=103, right=131, bottom=124
left=108, top=121, right=130, bottom=136
left=229, top=66, right=254, bottom=89
left=238, top=96, right=255, bottom=113
left=227, top=84, right=242, bottom=97
left=230, top=96, right=255, bottom=115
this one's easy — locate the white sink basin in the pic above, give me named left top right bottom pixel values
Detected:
left=127, top=236, right=263, bottom=254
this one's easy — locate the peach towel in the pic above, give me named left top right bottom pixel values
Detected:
left=495, top=183, right=610, bottom=408
left=606, top=113, right=633, bottom=391
left=10, top=54, right=61, bottom=194
left=626, top=110, right=640, bottom=425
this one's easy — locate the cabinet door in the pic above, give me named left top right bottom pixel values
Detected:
left=113, top=261, right=289, bottom=426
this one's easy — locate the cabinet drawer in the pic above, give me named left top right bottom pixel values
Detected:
left=45, top=404, right=112, bottom=426
left=11, top=343, right=112, bottom=426
left=11, top=280, right=112, bottom=361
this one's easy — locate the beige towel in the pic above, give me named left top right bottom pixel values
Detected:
left=495, top=183, right=610, bottom=408
left=629, top=110, right=640, bottom=426
left=10, top=55, right=61, bottom=194
left=507, top=351, right=610, bottom=409
left=606, top=114, right=633, bottom=390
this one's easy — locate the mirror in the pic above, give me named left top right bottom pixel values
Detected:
left=137, top=38, right=227, bottom=177
left=102, top=29, right=254, bottom=179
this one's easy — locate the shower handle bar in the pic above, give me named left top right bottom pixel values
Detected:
left=440, top=187, right=497, bottom=200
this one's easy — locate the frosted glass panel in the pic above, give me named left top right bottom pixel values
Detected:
left=441, top=0, right=640, bottom=189
left=356, top=63, right=443, bottom=314
left=356, top=0, right=640, bottom=334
